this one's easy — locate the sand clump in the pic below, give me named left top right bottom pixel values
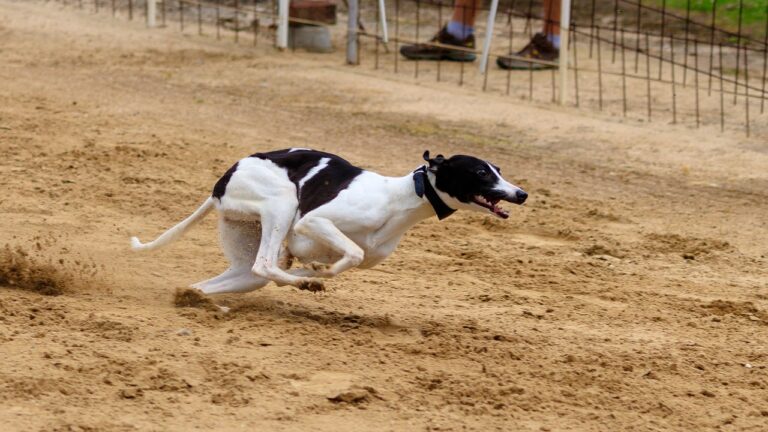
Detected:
left=0, top=245, right=72, bottom=296
left=173, top=287, right=220, bottom=311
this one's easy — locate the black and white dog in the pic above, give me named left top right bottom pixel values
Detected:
left=131, top=149, right=528, bottom=294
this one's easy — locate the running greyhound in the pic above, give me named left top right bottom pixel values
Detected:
left=131, top=149, right=528, bottom=294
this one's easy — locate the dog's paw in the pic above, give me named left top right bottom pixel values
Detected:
left=297, top=279, right=326, bottom=293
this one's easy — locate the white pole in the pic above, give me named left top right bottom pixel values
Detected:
left=378, top=0, right=388, bottom=43
left=147, top=0, right=157, bottom=28
left=558, top=0, right=572, bottom=105
left=479, top=0, right=499, bottom=74
left=277, top=0, right=290, bottom=49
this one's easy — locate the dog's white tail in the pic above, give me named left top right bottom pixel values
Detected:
left=131, top=197, right=215, bottom=252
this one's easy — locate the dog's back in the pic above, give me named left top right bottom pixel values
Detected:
left=214, top=148, right=364, bottom=217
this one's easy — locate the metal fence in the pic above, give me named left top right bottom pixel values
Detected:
left=49, top=0, right=768, bottom=136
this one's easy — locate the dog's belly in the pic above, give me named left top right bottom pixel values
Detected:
left=286, top=230, right=399, bottom=268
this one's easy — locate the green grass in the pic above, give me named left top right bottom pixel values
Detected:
left=654, top=0, right=767, bottom=39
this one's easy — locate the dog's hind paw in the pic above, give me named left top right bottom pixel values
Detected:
left=297, top=279, right=326, bottom=293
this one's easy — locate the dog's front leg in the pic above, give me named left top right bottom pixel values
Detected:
left=293, top=216, right=364, bottom=277
left=252, top=205, right=319, bottom=287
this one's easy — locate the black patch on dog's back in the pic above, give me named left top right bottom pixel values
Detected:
left=212, top=161, right=239, bottom=200
left=251, top=149, right=363, bottom=215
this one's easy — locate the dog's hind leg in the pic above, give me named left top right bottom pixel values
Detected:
left=251, top=203, right=316, bottom=287
left=191, top=217, right=268, bottom=294
left=191, top=268, right=268, bottom=294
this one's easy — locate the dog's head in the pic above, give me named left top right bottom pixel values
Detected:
left=423, top=151, right=527, bottom=219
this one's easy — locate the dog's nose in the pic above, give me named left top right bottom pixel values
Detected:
left=515, top=190, right=528, bottom=204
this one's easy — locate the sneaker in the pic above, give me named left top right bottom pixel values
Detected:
left=497, top=33, right=558, bottom=70
left=400, top=27, right=476, bottom=62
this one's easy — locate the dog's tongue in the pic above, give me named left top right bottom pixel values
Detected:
left=493, top=206, right=509, bottom=219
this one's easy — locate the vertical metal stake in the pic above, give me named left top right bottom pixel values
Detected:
left=645, top=31, right=652, bottom=121
left=253, top=5, right=259, bottom=46
left=505, top=6, right=513, bottom=94
left=744, top=47, right=750, bottom=136
left=558, top=0, right=571, bottom=105
left=415, top=0, right=420, bottom=79
left=634, top=0, right=642, bottom=72
left=375, top=0, right=380, bottom=70
left=597, top=27, right=603, bottom=111
left=682, top=0, right=691, bottom=86
left=216, top=0, right=220, bottom=39
left=719, top=42, right=725, bottom=131
left=480, top=0, right=500, bottom=77
left=589, top=0, right=596, bottom=58
left=347, top=0, right=359, bottom=64
left=197, top=1, right=202, bottom=35
left=147, top=0, right=156, bottom=27
left=611, top=0, right=618, bottom=63
left=235, top=0, right=240, bottom=44
left=694, top=39, right=700, bottom=127
left=733, top=0, right=744, bottom=104
left=437, top=1, right=443, bottom=82
left=621, top=28, right=627, bottom=116
left=277, top=0, right=288, bottom=48
left=659, top=0, right=666, bottom=79
left=394, top=0, right=399, bottom=73
left=762, top=2, right=768, bottom=114
left=708, top=0, right=717, bottom=95
left=572, top=24, right=580, bottom=107
left=670, top=35, right=677, bottom=124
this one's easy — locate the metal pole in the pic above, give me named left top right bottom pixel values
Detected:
left=147, top=0, right=156, bottom=27
left=479, top=0, right=500, bottom=74
left=347, top=0, right=359, bottom=64
left=558, top=0, right=572, bottom=105
left=277, top=0, right=290, bottom=49
left=378, top=0, right=388, bottom=43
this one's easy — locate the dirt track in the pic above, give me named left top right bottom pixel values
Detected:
left=1, top=1, right=767, bottom=431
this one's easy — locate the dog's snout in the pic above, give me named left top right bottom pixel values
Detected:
left=515, top=190, right=528, bottom=204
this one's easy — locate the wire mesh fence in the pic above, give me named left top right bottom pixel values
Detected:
left=356, top=0, right=767, bottom=137
left=48, top=0, right=768, bottom=137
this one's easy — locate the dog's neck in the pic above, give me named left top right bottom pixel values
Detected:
left=412, top=166, right=456, bottom=220
left=376, top=170, right=444, bottom=226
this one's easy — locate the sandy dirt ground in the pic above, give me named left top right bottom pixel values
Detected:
left=1, top=1, right=768, bottom=431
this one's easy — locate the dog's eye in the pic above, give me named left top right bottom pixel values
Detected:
left=476, top=169, right=489, bottom=177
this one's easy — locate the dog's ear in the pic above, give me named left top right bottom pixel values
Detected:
left=423, top=151, right=446, bottom=172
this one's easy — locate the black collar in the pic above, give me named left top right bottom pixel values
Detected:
left=413, top=166, right=456, bottom=220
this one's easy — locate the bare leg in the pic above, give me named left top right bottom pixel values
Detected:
left=543, top=0, right=561, bottom=35
left=450, top=0, right=480, bottom=27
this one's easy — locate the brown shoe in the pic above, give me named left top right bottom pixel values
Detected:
left=400, top=27, right=476, bottom=62
left=497, top=33, right=558, bottom=70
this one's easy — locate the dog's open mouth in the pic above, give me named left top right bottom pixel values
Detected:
left=472, top=195, right=509, bottom=219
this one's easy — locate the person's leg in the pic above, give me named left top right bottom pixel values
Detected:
left=497, top=0, right=560, bottom=69
left=446, top=0, right=479, bottom=40
left=543, top=0, right=561, bottom=49
left=400, top=0, right=479, bottom=61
